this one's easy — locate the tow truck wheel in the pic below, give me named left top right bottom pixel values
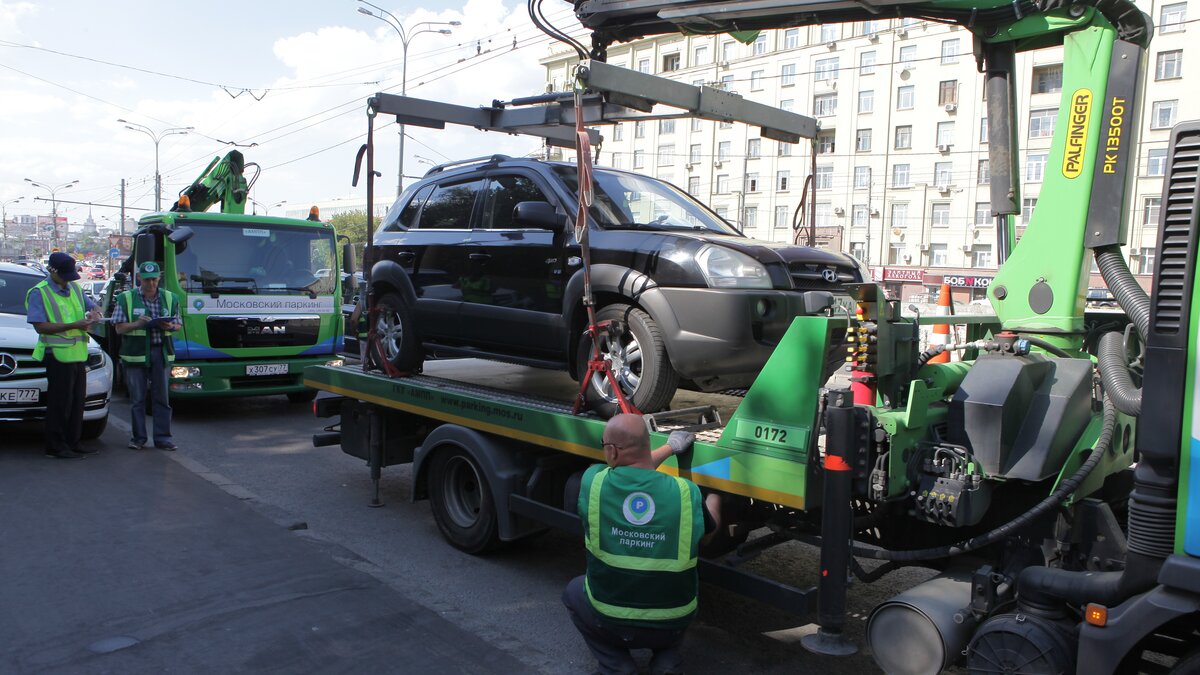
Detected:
left=576, top=303, right=678, bottom=418
left=370, top=292, right=423, bottom=374
left=428, top=447, right=501, bottom=554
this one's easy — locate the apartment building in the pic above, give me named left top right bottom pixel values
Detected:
left=542, top=0, right=1193, bottom=301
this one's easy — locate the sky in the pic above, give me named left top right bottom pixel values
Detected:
left=0, top=0, right=585, bottom=224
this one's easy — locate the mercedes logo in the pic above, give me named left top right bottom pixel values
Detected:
left=0, top=352, right=17, bottom=378
left=821, top=268, right=839, bottom=283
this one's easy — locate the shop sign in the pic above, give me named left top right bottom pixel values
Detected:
left=943, top=274, right=993, bottom=288
left=883, top=267, right=926, bottom=282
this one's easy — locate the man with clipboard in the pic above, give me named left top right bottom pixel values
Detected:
left=112, top=261, right=181, bottom=451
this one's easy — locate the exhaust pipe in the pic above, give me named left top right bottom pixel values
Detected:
left=867, top=571, right=976, bottom=675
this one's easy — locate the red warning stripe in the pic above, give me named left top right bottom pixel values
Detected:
left=824, top=455, right=852, bottom=471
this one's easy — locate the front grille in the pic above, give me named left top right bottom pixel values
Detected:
left=788, top=262, right=857, bottom=291
left=0, top=347, right=44, bottom=382
left=1152, top=130, right=1200, bottom=334
left=206, top=317, right=322, bottom=349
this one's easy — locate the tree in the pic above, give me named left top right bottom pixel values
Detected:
left=329, top=209, right=377, bottom=248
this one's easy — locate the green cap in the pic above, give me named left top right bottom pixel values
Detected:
left=138, top=261, right=162, bottom=279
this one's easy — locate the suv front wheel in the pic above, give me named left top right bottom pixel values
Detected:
left=575, top=303, right=678, bottom=417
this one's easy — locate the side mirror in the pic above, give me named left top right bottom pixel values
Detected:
left=342, top=242, right=357, bottom=283
left=168, top=226, right=194, bottom=245
left=134, top=233, right=158, bottom=268
left=513, top=201, right=562, bottom=230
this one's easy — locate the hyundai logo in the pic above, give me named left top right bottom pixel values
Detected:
left=821, top=268, right=839, bottom=283
left=0, top=352, right=17, bottom=378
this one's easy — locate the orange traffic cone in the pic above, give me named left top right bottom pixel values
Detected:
left=928, top=283, right=952, bottom=363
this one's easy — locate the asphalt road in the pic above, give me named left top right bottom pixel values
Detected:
left=93, top=358, right=939, bottom=675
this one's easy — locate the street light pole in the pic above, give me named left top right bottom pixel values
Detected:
left=117, top=120, right=193, bottom=211
left=24, top=179, right=78, bottom=251
left=1, top=196, right=21, bottom=255
left=357, top=1, right=459, bottom=197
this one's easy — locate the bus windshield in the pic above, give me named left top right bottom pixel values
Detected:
left=174, top=222, right=336, bottom=296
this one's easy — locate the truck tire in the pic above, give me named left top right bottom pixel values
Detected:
left=81, top=415, right=108, bottom=440
left=428, top=446, right=501, bottom=554
left=576, top=303, right=679, bottom=418
left=369, top=292, right=423, bottom=374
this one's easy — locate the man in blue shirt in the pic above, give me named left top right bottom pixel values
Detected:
left=112, top=261, right=181, bottom=451
left=26, top=252, right=101, bottom=459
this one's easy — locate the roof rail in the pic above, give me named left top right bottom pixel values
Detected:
left=424, top=154, right=513, bottom=177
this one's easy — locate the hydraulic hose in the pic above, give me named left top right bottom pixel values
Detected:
left=1097, top=331, right=1141, bottom=416
left=1023, top=335, right=1073, bottom=358
left=1095, top=246, right=1150, bottom=340
left=852, top=397, right=1117, bottom=562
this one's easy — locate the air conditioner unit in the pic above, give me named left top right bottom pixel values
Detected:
left=834, top=207, right=846, bottom=216
left=1130, top=247, right=1142, bottom=255
left=962, top=244, right=973, bottom=252
left=936, top=183, right=951, bottom=193
left=944, top=103, right=958, bottom=113
left=868, top=33, right=880, bottom=42
left=903, top=254, right=913, bottom=263
left=896, top=29, right=909, bottom=38
left=826, top=41, right=838, bottom=50
left=938, top=144, right=952, bottom=153
left=919, top=243, right=930, bottom=251
left=714, top=160, right=724, bottom=168
left=685, top=163, right=695, bottom=171
left=871, top=208, right=881, bottom=216
left=719, top=60, right=730, bottom=69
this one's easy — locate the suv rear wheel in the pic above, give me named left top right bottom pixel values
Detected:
left=369, top=292, right=423, bottom=373
left=576, top=303, right=678, bottom=417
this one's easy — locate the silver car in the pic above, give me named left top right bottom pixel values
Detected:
left=0, top=262, right=113, bottom=438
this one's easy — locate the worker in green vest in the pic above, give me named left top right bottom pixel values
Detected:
left=112, top=261, right=181, bottom=451
left=563, top=414, right=717, bottom=675
left=25, top=252, right=102, bottom=459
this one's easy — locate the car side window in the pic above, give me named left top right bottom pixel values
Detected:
left=482, top=175, right=552, bottom=229
left=416, top=180, right=483, bottom=230
left=383, top=184, right=435, bottom=232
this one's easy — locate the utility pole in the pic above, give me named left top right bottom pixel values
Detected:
left=120, top=179, right=126, bottom=235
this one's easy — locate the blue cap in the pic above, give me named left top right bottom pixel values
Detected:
left=47, top=252, right=80, bottom=281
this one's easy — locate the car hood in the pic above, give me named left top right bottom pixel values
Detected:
left=655, top=230, right=863, bottom=276
left=0, top=312, right=101, bottom=352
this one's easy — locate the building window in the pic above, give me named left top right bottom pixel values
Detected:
left=815, top=166, right=834, bottom=189
left=1160, top=2, right=1187, bottom=33
left=778, top=171, right=791, bottom=191
left=779, top=99, right=795, bottom=113
left=1147, top=148, right=1168, bottom=176
left=856, top=129, right=872, bottom=152
left=693, top=45, right=709, bottom=66
left=1022, top=197, right=1038, bottom=225
left=717, top=141, right=731, bottom=160
left=746, top=173, right=760, bottom=192
left=1152, top=100, right=1179, bottom=129
left=638, top=58, right=651, bottom=74
left=895, top=125, right=913, bottom=150
left=891, top=203, right=908, bottom=229
left=850, top=242, right=867, bottom=262
left=973, top=245, right=993, bottom=268
left=934, top=161, right=953, bottom=186
left=720, top=74, right=735, bottom=93
left=781, top=63, right=796, bottom=86
left=778, top=141, right=793, bottom=157
left=611, top=152, right=622, bottom=169
left=775, top=205, right=790, bottom=228
left=688, top=144, right=702, bottom=164
left=814, top=93, right=838, bottom=117
left=716, top=174, right=730, bottom=193
left=899, top=45, right=917, bottom=67
left=852, top=204, right=869, bottom=227
left=859, top=89, right=875, bottom=114
left=657, top=144, right=674, bottom=166
left=860, top=51, right=876, bottom=75
left=633, top=150, right=645, bottom=169
left=716, top=207, right=729, bottom=220
left=721, top=41, right=735, bottom=62
left=979, top=117, right=989, bottom=143
left=893, top=163, right=911, bottom=188
left=936, top=121, right=955, bottom=146
left=1029, top=109, right=1056, bottom=138
left=863, top=20, right=883, bottom=36
left=978, top=159, right=990, bottom=184
left=662, top=53, right=681, bottom=72
left=854, top=166, right=872, bottom=188
left=688, top=176, right=700, bottom=195
left=930, top=243, right=949, bottom=266
left=1026, top=152, right=1047, bottom=182
left=817, top=132, right=835, bottom=154
left=635, top=121, right=646, bottom=138
left=940, top=39, right=960, bottom=64
left=753, top=33, right=768, bottom=55
left=613, top=124, right=624, bottom=141
left=691, top=117, right=702, bottom=132
left=751, top=70, right=765, bottom=90
left=743, top=206, right=758, bottom=229
left=888, top=243, right=905, bottom=265
left=1156, top=50, right=1183, bottom=80
left=659, top=119, right=675, bottom=135
left=897, top=85, right=915, bottom=110
left=815, top=57, right=839, bottom=81
left=746, top=138, right=761, bottom=158
left=1032, top=64, right=1063, bottom=94
left=816, top=203, right=833, bottom=227
left=938, top=80, right=958, bottom=106
left=975, top=202, right=991, bottom=225
left=784, top=28, right=800, bottom=49
left=1145, top=196, right=1162, bottom=225
left=820, top=24, right=838, bottom=43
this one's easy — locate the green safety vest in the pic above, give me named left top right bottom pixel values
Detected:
left=579, top=464, right=704, bottom=629
left=118, top=290, right=178, bottom=365
left=25, top=280, right=89, bottom=363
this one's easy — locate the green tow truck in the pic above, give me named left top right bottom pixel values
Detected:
left=307, top=0, right=1200, bottom=671
left=102, top=151, right=353, bottom=401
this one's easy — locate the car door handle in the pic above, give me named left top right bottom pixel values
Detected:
left=468, top=253, right=491, bottom=261
left=396, top=251, right=415, bottom=261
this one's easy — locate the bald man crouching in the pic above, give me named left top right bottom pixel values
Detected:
left=563, top=414, right=717, bottom=675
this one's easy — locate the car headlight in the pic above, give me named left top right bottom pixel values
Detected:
left=695, top=245, right=772, bottom=289
left=849, top=255, right=870, bottom=281
left=86, top=352, right=105, bottom=371
left=171, top=367, right=202, bottom=379
left=326, top=359, right=345, bottom=368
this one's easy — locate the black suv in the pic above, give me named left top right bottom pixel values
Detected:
left=366, top=155, right=863, bottom=415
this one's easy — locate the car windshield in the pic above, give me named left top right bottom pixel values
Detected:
left=174, top=222, right=337, bottom=296
left=0, top=269, right=42, bottom=315
left=553, top=166, right=740, bottom=235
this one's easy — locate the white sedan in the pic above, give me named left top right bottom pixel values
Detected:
left=0, top=262, right=113, bottom=438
